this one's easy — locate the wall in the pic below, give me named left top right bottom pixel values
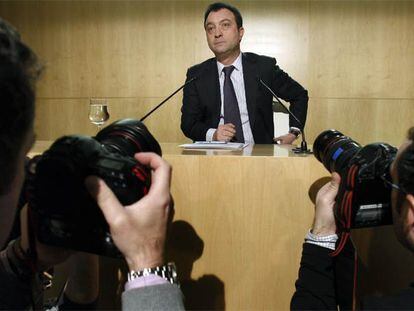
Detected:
left=2, top=1, right=414, bottom=307
left=1, top=0, right=413, bottom=145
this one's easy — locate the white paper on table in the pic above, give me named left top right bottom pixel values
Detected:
left=179, top=141, right=248, bottom=150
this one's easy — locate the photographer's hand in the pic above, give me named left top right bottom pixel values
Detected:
left=312, top=173, right=341, bottom=236
left=85, top=152, right=172, bottom=271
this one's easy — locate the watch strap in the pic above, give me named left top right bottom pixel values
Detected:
left=289, top=127, right=301, bottom=137
left=128, top=262, right=178, bottom=285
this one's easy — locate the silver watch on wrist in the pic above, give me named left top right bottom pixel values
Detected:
left=128, top=262, right=178, bottom=285
left=289, top=127, right=301, bottom=137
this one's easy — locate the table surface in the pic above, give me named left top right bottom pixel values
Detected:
left=29, top=140, right=314, bottom=158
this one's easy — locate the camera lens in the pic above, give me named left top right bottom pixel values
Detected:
left=313, top=129, right=361, bottom=173
left=96, top=119, right=162, bottom=157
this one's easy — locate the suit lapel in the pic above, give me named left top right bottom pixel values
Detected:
left=203, top=59, right=221, bottom=123
left=242, top=53, right=259, bottom=128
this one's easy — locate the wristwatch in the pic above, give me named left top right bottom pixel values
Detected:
left=128, top=262, right=178, bottom=285
left=289, top=127, right=301, bottom=137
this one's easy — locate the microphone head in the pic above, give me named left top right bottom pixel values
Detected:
left=256, top=76, right=267, bottom=88
left=186, top=75, right=198, bottom=84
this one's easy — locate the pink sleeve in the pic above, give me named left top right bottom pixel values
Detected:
left=124, top=274, right=169, bottom=291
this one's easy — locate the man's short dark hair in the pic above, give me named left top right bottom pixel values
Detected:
left=396, top=127, right=414, bottom=205
left=0, top=19, right=41, bottom=194
left=204, top=2, right=243, bottom=29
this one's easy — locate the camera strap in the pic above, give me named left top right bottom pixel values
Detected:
left=330, top=164, right=360, bottom=310
left=331, top=164, right=359, bottom=257
left=26, top=205, right=38, bottom=271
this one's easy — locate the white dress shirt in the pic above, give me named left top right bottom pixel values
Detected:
left=206, top=52, right=255, bottom=144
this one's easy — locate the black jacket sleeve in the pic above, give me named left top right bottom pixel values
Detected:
left=291, top=243, right=338, bottom=310
left=270, top=62, right=308, bottom=131
left=291, top=238, right=356, bottom=311
left=181, top=68, right=212, bottom=141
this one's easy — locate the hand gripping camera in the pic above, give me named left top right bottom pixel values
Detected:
left=26, top=119, right=161, bottom=257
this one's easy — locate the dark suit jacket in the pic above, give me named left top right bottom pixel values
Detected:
left=181, top=52, right=308, bottom=144
left=291, top=243, right=414, bottom=310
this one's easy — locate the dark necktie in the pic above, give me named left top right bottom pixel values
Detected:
left=223, top=66, right=244, bottom=143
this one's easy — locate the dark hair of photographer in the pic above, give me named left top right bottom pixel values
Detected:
left=390, top=127, right=414, bottom=255
left=0, top=18, right=45, bottom=309
left=396, top=128, right=414, bottom=208
left=0, top=19, right=42, bottom=195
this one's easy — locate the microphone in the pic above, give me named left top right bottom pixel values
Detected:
left=257, top=76, right=311, bottom=154
left=140, top=76, right=198, bottom=122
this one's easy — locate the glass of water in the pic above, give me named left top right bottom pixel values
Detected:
left=89, top=98, right=109, bottom=131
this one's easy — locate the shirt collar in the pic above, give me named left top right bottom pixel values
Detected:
left=217, top=52, right=243, bottom=75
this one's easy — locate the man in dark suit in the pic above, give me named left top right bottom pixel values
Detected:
left=181, top=2, right=309, bottom=144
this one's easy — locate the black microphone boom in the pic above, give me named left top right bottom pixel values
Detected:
left=140, top=76, right=197, bottom=122
left=257, top=77, right=312, bottom=154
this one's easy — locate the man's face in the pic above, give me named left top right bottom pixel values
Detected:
left=390, top=140, right=414, bottom=252
left=205, top=8, right=244, bottom=59
left=0, top=127, right=34, bottom=248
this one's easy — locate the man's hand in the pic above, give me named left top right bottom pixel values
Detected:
left=85, top=152, right=172, bottom=271
left=273, top=133, right=297, bottom=145
left=213, top=123, right=236, bottom=141
left=311, top=173, right=341, bottom=236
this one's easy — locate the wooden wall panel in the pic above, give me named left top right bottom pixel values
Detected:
left=3, top=0, right=414, bottom=307
left=309, top=1, right=414, bottom=99
left=3, top=1, right=412, bottom=143
left=35, top=97, right=190, bottom=142
left=307, top=98, right=414, bottom=146
left=240, top=1, right=309, bottom=86
left=0, top=1, right=198, bottom=98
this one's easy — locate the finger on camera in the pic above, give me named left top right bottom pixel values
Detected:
left=329, top=173, right=341, bottom=190
left=134, top=152, right=162, bottom=168
left=135, top=153, right=172, bottom=196
left=85, top=176, right=124, bottom=221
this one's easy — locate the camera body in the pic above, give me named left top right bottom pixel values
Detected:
left=313, top=130, right=397, bottom=229
left=27, top=119, right=161, bottom=257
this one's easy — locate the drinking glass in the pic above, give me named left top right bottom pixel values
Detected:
left=89, top=98, right=109, bottom=131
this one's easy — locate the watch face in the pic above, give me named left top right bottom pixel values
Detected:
left=289, top=128, right=300, bottom=137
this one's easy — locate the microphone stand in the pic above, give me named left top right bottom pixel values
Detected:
left=140, top=76, right=197, bottom=122
left=258, top=77, right=312, bottom=154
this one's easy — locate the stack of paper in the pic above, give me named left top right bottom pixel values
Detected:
left=179, top=141, right=248, bottom=150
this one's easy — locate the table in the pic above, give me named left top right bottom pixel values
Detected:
left=30, top=141, right=327, bottom=309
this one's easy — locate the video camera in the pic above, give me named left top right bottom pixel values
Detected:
left=25, top=119, right=161, bottom=257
